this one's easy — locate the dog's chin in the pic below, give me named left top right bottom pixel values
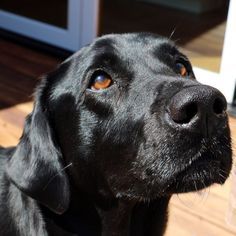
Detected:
left=166, top=152, right=232, bottom=194
left=115, top=151, right=231, bottom=202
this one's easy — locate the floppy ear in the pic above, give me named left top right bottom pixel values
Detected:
left=6, top=81, right=70, bottom=215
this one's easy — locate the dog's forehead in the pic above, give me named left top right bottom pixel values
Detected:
left=90, top=33, right=176, bottom=61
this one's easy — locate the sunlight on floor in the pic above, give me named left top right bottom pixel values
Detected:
left=0, top=102, right=33, bottom=146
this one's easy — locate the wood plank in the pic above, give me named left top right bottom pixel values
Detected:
left=0, top=42, right=59, bottom=78
left=169, top=185, right=235, bottom=235
left=166, top=205, right=236, bottom=236
left=0, top=102, right=33, bottom=147
left=0, top=38, right=60, bottom=67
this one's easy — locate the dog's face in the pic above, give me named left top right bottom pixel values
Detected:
left=7, top=33, right=232, bottom=214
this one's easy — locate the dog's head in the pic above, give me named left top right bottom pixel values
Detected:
left=7, top=33, right=232, bottom=214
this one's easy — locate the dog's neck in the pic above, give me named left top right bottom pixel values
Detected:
left=42, top=191, right=170, bottom=236
left=7, top=176, right=170, bottom=236
left=97, top=197, right=170, bottom=236
left=96, top=199, right=135, bottom=236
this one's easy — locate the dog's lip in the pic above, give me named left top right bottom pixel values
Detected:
left=174, top=133, right=231, bottom=171
left=165, top=151, right=231, bottom=193
left=112, top=150, right=231, bottom=200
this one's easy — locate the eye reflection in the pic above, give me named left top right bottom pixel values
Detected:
left=176, top=62, right=188, bottom=77
left=89, top=71, right=113, bottom=90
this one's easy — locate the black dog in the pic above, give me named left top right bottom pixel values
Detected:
left=0, top=33, right=232, bottom=236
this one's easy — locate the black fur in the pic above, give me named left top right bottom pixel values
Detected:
left=0, top=33, right=232, bottom=236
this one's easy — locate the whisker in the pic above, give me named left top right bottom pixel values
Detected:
left=194, top=180, right=198, bottom=192
left=176, top=193, right=193, bottom=208
left=43, top=163, right=73, bottom=190
left=197, top=180, right=210, bottom=204
left=219, top=172, right=226, bottom=179
left=220, top=169, right=230, bottom=176
left=168, top=27, right=177, bottom=41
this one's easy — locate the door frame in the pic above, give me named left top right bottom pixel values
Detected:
left=0, top=0, right=100, bottom=51
left=193, top=0, right=236, bottom=103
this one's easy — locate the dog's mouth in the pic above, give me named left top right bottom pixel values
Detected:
left=125, top=140, right=231, bottom=201
left=114, top=153, right=231, bottom=203
left=165, top=148, right=232, bottom=194
left=108, top=132, right=232, bottom=203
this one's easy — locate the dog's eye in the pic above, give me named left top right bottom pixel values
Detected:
left=176, top=62, right=188, bottom=77
left=89, top=71, right=113, bottom=90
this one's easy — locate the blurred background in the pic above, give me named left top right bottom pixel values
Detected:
left=0, top=0, right=236, bottom=235
left=0, top=0, right=232, bottom=70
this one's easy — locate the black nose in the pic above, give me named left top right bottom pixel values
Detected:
left=167, top=85, right=227, bottom=136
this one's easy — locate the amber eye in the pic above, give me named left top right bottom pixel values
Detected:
left=176, top=62, right=188, bottom=77
left=89, top=71, right=113, bottom=90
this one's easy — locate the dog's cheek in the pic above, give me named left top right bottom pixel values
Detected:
left=130, top=120, right=194, bottom=186
left=90, top=117, right=146, bottom=190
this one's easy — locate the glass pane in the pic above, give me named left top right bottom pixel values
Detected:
left=100, top=0, right=229, bottom=73
left=1, top=0, right=68, bottom=29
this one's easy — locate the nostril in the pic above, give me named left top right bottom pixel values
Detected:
left=184, top=103, right=198, bottom=123
left=213, top=97, right=226, bottom=115
left=171, top=102, right=198, bottom=124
